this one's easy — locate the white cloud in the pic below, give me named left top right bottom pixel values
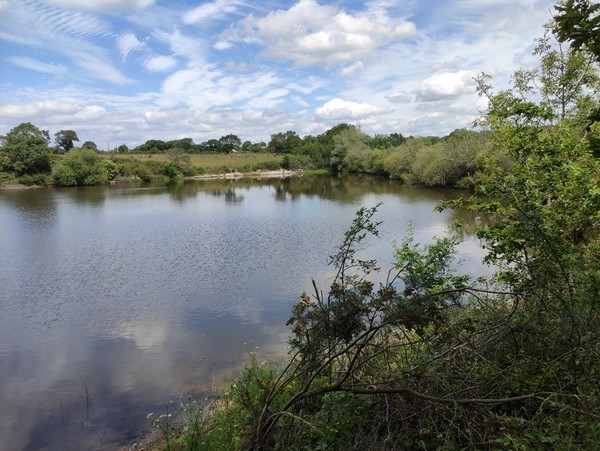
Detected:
left=40, top=0, right=155, bottom=12
left=385, top=91, right=416, bottom=103
left=153, top=29, right=206, bottom=65
left=182, top=0, right=242, bottom=25
left=340, top=60, right=364, bottom=76
left=0, top=100, right=79, bottom=118
left=144, top=55, right=177, bottom=72
left=218, top=0, right=416, bottom=67
left=430, top=56, right=466, bottom=72
left=315, top=98, right=382, bottom=120
left=76, top=52, right=134, bottom=85
left=5, top=56, right=67, bottom=75
left=117, top=32, right=145, bottom=62
left=418, top=70, right=479, bottom=101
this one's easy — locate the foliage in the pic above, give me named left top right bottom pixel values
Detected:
left=81, top=141, right=98, bottom=150
left=52, top=148, right=110, bottom=186
left=0, top=122, right=51, bottom=176
left=553, top=0, right=600, bottom=61
left=170, top=20, right=600, bottom=451
left=54, top=129, right=79, bottom=152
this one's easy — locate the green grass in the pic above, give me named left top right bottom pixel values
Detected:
left=109, top=153, right=284, bottom=172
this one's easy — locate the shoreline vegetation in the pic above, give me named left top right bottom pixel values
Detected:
left=0, top=122, right=490, bottom=191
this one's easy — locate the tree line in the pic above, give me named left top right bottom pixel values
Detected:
left=0, top=117, right=490, bottom=188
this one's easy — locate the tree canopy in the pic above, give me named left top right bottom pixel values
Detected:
left=0, top=122, right=51, bottom=175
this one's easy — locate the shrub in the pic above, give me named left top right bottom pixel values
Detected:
left=52, top=148, right=109, bottom=186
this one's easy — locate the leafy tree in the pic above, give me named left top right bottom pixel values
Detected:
left=81, top=141, right=98, bottom=150
left=0, top=122, right=51, bottom=175
left=52, top=148, right=109, bottom=186
left=200, top=139, right=224, bottom=153
left=54, top=129, right=79, bottom=152
left=134, top=139, right=167, bottom=153
left=116, top=144, right=129, bottom=153
left=219, top=134, right=242, bottom=153
left=553, top=0, right=600, bottom=61
left=268, top=131, right=302, bottom=154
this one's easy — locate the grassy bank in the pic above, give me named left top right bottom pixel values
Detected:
left=108, top=153, right=284, bottom=173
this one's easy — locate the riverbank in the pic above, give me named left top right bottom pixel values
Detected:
left=187, top=169, right=302, bottom=180
left=0, top=168, right=309, bottom=191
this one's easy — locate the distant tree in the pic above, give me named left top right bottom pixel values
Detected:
left=134, top=139, right=167, bottom=153
left=166, top=138, right=195, bottom=152
left=82, top=141, right=98, bottom=151
left=389, top=132, right=406, bottom=146
left=219, top=134, right=242, bottom=153
left=54, top=129, right=79, bottom=152
left=0, top=122, right=51, bottom=175
left=201, top=139, right=224, bottom=153
left=241, top=140, right=264, bottom=152
left=116, top=144, right=129, bottom=153
left=268, top=131, right=302, bottom=154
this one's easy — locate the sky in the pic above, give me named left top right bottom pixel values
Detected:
left=0, top=0, right=558, bottom=149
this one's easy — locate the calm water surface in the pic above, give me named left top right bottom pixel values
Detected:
left=0, top=175, right=488, bottom=450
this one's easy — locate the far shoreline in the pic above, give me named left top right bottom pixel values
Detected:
left=0, top=169, right=306, bottom=191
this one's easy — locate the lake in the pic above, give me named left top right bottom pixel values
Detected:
left=0, top=175, right=489, bottom=450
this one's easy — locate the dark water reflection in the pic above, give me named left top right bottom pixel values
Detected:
left=0, top=175, right=490, bottom=450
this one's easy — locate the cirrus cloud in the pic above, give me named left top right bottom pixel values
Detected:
left=40, top=0, right=155, bottom=12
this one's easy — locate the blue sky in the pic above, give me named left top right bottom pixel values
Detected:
left=0, top=0, right=557, bottom=148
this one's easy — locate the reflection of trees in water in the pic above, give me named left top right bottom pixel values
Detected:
left=223, top=188, right=244, bottom=204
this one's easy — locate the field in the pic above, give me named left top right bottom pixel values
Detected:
left=108, top=152, right=283, bottom=171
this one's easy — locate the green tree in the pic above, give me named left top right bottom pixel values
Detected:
left=219, top=134, right=242, bottom=153
left=54, top=129, right=79, bottom=152
left=81, top=141, right=98, bottom=151
left=52, top=148, right=109, bottom=186
left=553, top=0, right=600, bottom=60
left=268, top=131, right=302, bottom=154
left=0, top=122, right=51, bottom=175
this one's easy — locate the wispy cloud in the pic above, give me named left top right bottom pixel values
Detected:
left=144, top=55, right=178, bottom=72
left=117, top=32, right=146, bottom=62
left=6, top=56, right=67, bottom=75
left=40, top=0, right=155, bottom=13
left=182, top=0, right=243, bottom=25
left=0, top=0, right=559, bottom=146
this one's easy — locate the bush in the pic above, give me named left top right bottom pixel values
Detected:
left=17, top=173, right=51, bottom=186
left=52, top=148, right=109, bottom=186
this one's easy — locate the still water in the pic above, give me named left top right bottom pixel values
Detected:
left=0, top=175, right=488, bottom=450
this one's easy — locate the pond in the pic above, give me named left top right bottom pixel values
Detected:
left=0, top=175, right=490, bottom=450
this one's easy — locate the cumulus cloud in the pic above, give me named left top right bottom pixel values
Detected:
left=217, top=0, right=416, bottom=67
left=417, top=70, right=478, bottom=101
left=0, top=100, right=80, bottom=118
left=40, top=0, right=155, bottom=12
left=117, top=32, right=145, bottom=62
left=144, top=55, right=177, bottom=72
left=315, top=98, right=382, bottom=120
